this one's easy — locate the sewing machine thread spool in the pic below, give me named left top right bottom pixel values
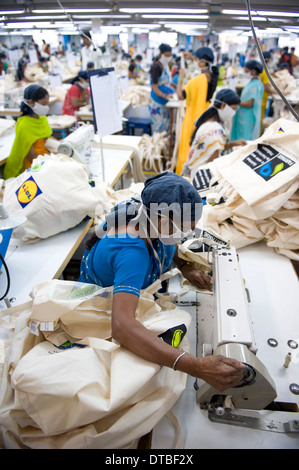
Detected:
left=284, top=352, right=292, bottom=368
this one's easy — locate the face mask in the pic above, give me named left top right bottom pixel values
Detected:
left=79, top=80, right=89, bottom=89
left=217, top=104, right=236, bottom=123
left=160, top=55, right=171, bottom=67
left=159, top=219, right=192, bottom=246
left=23, top=99, right=49, bottom=116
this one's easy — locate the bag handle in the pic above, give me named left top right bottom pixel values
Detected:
left=143, top=268, right=180, bottom=296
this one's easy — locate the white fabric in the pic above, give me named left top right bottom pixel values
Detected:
left=3, top=154, right=104, bottom=242
left=0, top=275, right=190, bottom=449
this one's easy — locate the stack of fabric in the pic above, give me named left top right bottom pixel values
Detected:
left=197, top=118, right=299, bottom=261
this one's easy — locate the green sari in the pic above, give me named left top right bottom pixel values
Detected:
left=3, top=115, right=52, bottom=179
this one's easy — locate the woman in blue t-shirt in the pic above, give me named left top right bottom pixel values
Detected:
left=79, top=172, right=245, bottom=391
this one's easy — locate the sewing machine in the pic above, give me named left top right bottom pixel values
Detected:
left=195, top=244, right=277, bottom=414
left=57, top=123, right=94, bottom=164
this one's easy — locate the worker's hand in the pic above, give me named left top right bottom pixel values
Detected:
left=234, top=139, right=247, bottom=146
left=181, top=265, right=212, bottom=291
left=197, top=355, right=246, bottom=392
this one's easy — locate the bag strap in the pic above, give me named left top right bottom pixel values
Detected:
left=143, top=268, right=180, bottom=296
left=165, top=411, right=184, bottom=449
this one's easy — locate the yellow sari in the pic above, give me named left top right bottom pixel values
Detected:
left=176, top=73, right=210, bottom=175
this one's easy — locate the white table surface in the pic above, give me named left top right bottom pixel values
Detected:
left=0, top=218, right=93, bottom=310
left=151, top=241, right=299, bottom=449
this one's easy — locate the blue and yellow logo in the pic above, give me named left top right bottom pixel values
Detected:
left=16, top=176, right=42, bottom=208
left=278, top=127, right=285, bottom=134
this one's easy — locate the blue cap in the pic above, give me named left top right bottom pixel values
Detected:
left=141, top=172, right=203, bottom=222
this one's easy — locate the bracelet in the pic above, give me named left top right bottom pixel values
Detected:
left=172, top=351, right=187, bottom=370
left=178, top=77, right=184, bottom=83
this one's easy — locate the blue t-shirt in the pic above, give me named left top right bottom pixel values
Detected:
left=79, top=234, right=175, bottom=297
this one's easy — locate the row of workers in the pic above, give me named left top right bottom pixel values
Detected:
left=149, top=44, right=274, bottom=175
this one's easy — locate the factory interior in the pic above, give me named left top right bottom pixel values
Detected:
left=0, top=0, right=298, bottom=451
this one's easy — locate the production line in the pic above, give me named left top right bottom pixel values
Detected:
left=0, top=6, right=298, bottom=451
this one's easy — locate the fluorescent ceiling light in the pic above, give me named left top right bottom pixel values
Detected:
left=234, top=16, right=267, bottom=21
left=161, top=23, right=208, bottom=29
left=142, top=15, right=209, bottom=19
left=4, top=22, right=76, bottom=29
left=73, top=15, right=131, bottom=19
left=16, top=15, right=67, bottom=20
left=120, top=8, right=208, bottom=14
left=0, top=10, right=24, bottom=14
left=257, top=11, right=299, bottom=17
left=33, top=9, right=111, bottom=14
left=222, top=10, right=249, bottom=15
left=120, top=23, right=160, bottom=29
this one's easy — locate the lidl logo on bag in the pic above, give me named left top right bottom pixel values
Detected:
left=158, top=324, right=187, bottom=347
left=16, top=176, right=42, bottom=208
left=243, top=144, right=295, bottom=181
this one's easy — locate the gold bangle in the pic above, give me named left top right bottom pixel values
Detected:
left=172, top=351, right=187, bottom=370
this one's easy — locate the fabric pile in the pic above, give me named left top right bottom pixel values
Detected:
left=271, top=69, right=297, bottom=96
left=114, top=60, right=129, bottom=76
left=0, top=273, right=190, bottom=449
left=23, top=64, right=47, bottom=83
left=120, top=85, right=150, bottom=107
left=196, top=118, right=299, bottom=261
left=140, top=131, right=169, bottom=173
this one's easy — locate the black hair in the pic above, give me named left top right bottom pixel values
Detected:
left=207, top=65, right=219, bottom=102
left=190, top=106, right=220, bottom=145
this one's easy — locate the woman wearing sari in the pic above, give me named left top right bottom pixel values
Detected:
left=148, top=44, right=173, bottom=134
left=230, top=60, right=264, bottom=142
left=175, top=47, right=219, bottom=175
left=78, top=172, right=245, bottom=391
left=3, top=85, right=52, bottom=179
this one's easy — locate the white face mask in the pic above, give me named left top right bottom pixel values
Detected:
left=79, top=80, right=89, bottom=89
left=23, top=99, right=49, bottom=116
left=160, top=54, right=171, bottom=67
left=159, top=218, right=192, bottom=246
left=217, top=104, right=236, bottom=123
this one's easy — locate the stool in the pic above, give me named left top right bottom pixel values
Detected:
left=126, top=117, right=152, bottom=136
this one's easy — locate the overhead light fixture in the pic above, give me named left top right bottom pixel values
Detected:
left=161, top=23, right=208, bottom=29
left=142, top=15, right=209, bottom=19
left=222, top=9, right=249, bottom=15
left=233, top=16, right=267, bottom=21
left=0, top=10, right=24, bottom=15
left=33, top=9, right=111, bottom=14
left=257, top=11, right=299, bottom=17
left=4, top=22, right=76, bottom=29
left=120, top=8, right=208, bottom=14
left=16, top=16, right=68, bottom=20
left=119, top=23, right=161, bottom=29
left=72, top=15, right=131, bottom=19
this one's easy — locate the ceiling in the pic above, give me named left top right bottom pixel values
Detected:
left=0, top=0, right=299, bottom=35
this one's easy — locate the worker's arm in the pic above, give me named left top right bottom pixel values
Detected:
left=112, top=292, right=245, bottom=391
left=24, top=144, right=38, bottom=164
left=152, top=83, right=172, bottom=101
left=71, top=96, right=88, bottom=108
left=225, top=139, right=247, bottom=150
left=176, top=68, right=186, bottom=101
left=239, top=98, right=254, bottom=108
